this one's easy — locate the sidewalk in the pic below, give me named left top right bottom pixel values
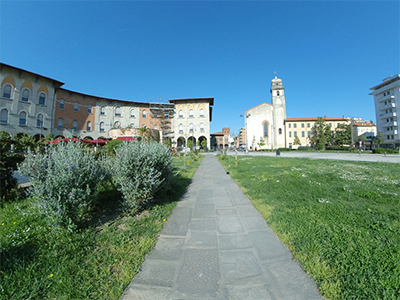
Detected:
left=120, top=154, right=324, bottom=300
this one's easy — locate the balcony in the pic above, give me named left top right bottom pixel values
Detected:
left=380, top=102, right=396, bottom=111
left=383, top=129, right=398, bottom=136
left=382, top=121, right=398, bottom=128
left=379, top=111, right=397, bottom=119
left=377, top=94, right=395, bottom=103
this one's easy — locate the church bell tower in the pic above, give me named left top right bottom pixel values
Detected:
left=270, top=75, right=287, bottom=148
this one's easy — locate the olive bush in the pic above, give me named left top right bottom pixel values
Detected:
left=110, top=141, right=173, bottom=214
left=18, top=142, right=106, bottom=228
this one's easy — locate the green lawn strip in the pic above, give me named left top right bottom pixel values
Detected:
left=0, top=155, right=203, bottom=300
left=218, top=155, right=400, bottom=300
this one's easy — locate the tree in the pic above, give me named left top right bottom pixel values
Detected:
left=334, top=123, right=352, bottom=146
left=200, top=139, right=207, bottom=149
left=259, top=137, right=266, bottom=147
left=293, top=136, right=301, bottom=146
left=373, top=132, right=384, bottom=148
left=309, top=117, right=332, bottom=150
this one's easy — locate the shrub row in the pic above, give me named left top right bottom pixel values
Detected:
left=18, top=141, right=173, bottom=229
left=372, top=147, right=399, bottom=154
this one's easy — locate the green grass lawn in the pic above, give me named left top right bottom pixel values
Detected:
left=219, top=155, right=400, bottom=300
left=0, top=155, right=203, bottom=300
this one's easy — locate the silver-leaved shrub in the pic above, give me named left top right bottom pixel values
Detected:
left=18, top=141, right=106, bottom=229
left=110, top=141, right=173, bottom=214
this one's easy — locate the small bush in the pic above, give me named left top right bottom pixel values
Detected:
left=326, top=145, right=351, bottom=151
left=110, top=141, right=173, bottom=214
left=297, top=146, right=311, bottom=151
left=372, top=148, right=399, bottom=154
left=18, top=142, right=106, bottom=229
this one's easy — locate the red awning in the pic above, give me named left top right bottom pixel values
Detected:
left=116, top=137, right=136, bottom=141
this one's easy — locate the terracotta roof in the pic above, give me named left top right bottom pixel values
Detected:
left=353, top=122, right=376, bottom=127
left=169, top=97, right=214, bottom=106
left=285, top=117, right=348, bottom=122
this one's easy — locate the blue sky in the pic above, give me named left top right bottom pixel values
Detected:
left=1, top=1, right=399, bottom=135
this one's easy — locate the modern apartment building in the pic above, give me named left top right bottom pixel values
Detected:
left=285, top=117, right=351, bottom=149
left=370, top=74, right=400, bottom=148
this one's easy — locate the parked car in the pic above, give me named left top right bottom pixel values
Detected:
left=236, top=146, right=246, bottom=152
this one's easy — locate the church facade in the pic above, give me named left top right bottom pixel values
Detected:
left=244, top=76, right=287, bottom=150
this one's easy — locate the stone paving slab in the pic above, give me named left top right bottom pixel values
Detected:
left=120, top=154, right=325, bottom=300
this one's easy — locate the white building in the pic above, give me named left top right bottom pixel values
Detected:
left=370, top=74, right=400, bottom=148
left=245, top=76, right=286, bottom=150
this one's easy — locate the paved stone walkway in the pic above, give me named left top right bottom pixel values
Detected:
left=120, top=154, right=324, bottom=300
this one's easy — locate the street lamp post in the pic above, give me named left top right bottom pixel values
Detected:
left=240, top=112, right=250, bottom=154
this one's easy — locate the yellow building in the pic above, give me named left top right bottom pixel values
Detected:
left=285, top=117, right=351, bottom=149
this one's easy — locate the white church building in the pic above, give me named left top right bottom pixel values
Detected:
left=244, top=76, right=287, bottom=150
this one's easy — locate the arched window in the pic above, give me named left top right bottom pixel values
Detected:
left=130, top=123, right=135, bottom=128
left=179, top=109, right=183, bottom=118
left=114, top=121, right=120, bottom=128
left=37, top=114, right=44, bottom=127
left=179, top=123, right=183, bottom=133
left=2, top=84, right=12, bottom=98
left=74, top=102, right=79, bottom=112
left=189, top=109, right=194, bottom=118
left=154, top=125, right=158, bottom=130
left=58, top=118, right=63, bottom=129
left=263, top=122, right=268, bottom=138
left=200, top=122, right=205, bottom=132
left=115, top=106, right=121, bottom=116
left=199, top=108, right=205, bottom=117
left=142, top=110, right=147, bottom=118
left=21, top=89, right=30, bottom=102
left=0, top=108, right=8, bottom=124
left=86, top=121, right=91, bottom=131
left=19, top=112, right=27, bottom=126
left=142, top=124, right=147, bottom=128
left=73, top=120, right=78, bottom=130
left=100, top=106, right=105, bottom=115
left=130, top=109, right=135, bottom=117
left=88, top=105, right=92, bottom=114
left=59, top=99, right=65, bottom=110
left=38, top=92, right=46, bottom=105
left=100, top=122, right=105, bottom=132
left=279, top=128, right=282, bottom=135
left=189, top=123, right=194, bottom=132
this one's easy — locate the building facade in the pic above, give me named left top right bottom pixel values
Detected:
left=0, top=63, right=64, bottom=139
left=352, top=121, right=377, bottom=149
left=210, top=127, right=230, bottom=150
left=1, top=63, right=213, bottom=146
left=245, top=76, right=286, bottom=150
left=169, top=98, right=214, bottom=150
left=370, top=74, right=400, bottom=148
left=285, top=117, right=351, bottom=148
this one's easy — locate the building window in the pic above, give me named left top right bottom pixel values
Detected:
left=73, top=120, right=78, bottom=130
left=74, top=102, right=79, bottom=112
left=199, top=108, right=204, bottom=117
left=189, top=123, right=194, bottom=132
left=38, top=93, right=46, bottom=105
left=58, top=118, right=63, bottom=129
left=294, top=131, right=297, bottom=137
left=100, top=106, right=105, bottom=115
left=19, top=112, right=27, bottom=126
left=179, top=123, right=183, bottom=133
left=308, top=131, right=311, bottom=137
left=59, top=99, right=65, bottom=110
left=0, top=108, right=8, bottom=124
left=200, top=122, right=205, bottom=132
left=328, top=123, right=332, bottom=127
left=293, top=123, right=297, bottom=128
left=302, top=131, right=305, bottom=137
left=130, top=109, right=135, bottom=117
left=277, top=91, right=280, bottom=96
left=21, top=89, right=30, bottom=102
left=289, top=131, right=292, bottom=137
left=263, top=122, right=268, bottom=137
left=142, top=125, right=147, bottom=128
left=114, top=121, right=121, bottom=128
left=100, top=122, right=105, bottom=132
left=307, top=123, right=310, bottom=128
left=115, top=106, right=121, bottom=116
left=279, top=128, right=282, bottom=134
left=288, top=123, right=291, bottom=128
left=37, top=114, right=44, bottom=127
left=142, top=110, right=146, bottom=118
left=2, top=84, right=12, bottom=98
left=301, top=123, right=304, bottom=128
left=179, top=109, right=183, bottom=118
left=189, top=109, right=194, bottom=118
left=88, top=105, right=92, bottom=114
left=154, top=125, right=158, bottom=130
left=87, top=121, right=91, bottom=131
